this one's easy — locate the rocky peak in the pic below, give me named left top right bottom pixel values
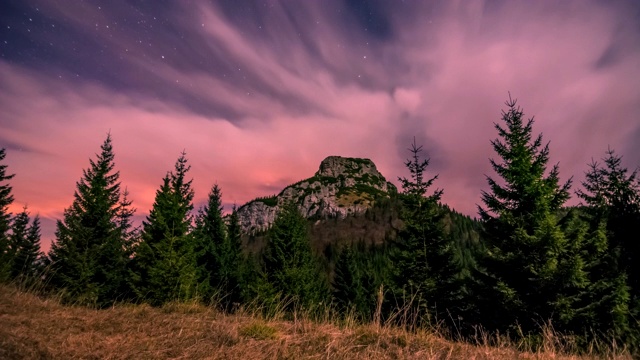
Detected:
left=316, top=156, right=378, bottom=178
left=237, top=156, right=396, bottom=234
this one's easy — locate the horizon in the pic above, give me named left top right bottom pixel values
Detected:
left=1, top=0, right=640, bottom=252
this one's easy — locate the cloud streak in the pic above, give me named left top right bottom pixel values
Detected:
left=1, top=0, right=639, bottom=251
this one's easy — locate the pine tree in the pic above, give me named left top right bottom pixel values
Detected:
left=261, top=202, right=328, bottom=311
left=132, top=152, right=197, bottom=305
left=48, top=134, right=134, bottom=306
left=578, top=149, right=640, bottom=287
left=193, top=186, right=244, bottom=309
left=115, top=188, right=137, bottom=250
left=8, top=207, right=42, bottom=281
left=477, top=96, right=586, bottom=336
left=193, top=184, right=227, bottom=304
left=576, top=149, right=640, bottom=344
left=390, top=139, right=463, bottom=327
left=7, top=207, right=29, bottom=280
left=223, top=205, right=244, bottom=308
left=0, top=148, right=15, bottom=282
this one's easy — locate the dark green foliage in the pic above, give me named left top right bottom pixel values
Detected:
left=193, top=185, right=244, bottom=309
left=554, top=209, right=630, bottom=346
left=253, top=195, right=278, bottom=207
left=225, top=206, right=244, bottom=306
left=261, top=202, right=329, bottom=311
left=194, top=184, right=227, bottom=303
left=477, top=96, right=587, bottom=336
left=390, top=139, right=464, bottom=327
left=332, top=245, right=365, bottom=317
left=332, top=242, right=389, bottom=321
left=115, top=189, right=137, bottom=250
left=0, top=148, right=15, bottom=282
left=48, top=134, right=134, bottom=307
left=237, top=251, right=269, bottom=306
left=576, top=149, right=640, bottom=345
left=131, top=152, right=197, bottom=305
left=8, top=209, right=29, bottom=277
left=8, top=207, right=43, bottom=281
left=578, top=149, right=640, bottom=289
left=442, top=206, right=483, bottom=273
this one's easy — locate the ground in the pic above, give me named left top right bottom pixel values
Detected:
left=0, top=285, right=631, bottom=359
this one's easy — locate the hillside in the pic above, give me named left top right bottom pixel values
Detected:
left=242, top=191, right=483, bottom=276
left=0, top=285, right=628, bottom=360
left=237, top=155, right=483, bottom=268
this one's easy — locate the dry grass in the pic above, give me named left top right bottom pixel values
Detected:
left=0, top=285, right=632, bottom=359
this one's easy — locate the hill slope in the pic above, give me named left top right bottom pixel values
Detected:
left=0, top=285, right=625, bottom=360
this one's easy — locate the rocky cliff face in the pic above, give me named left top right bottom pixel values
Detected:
left=237, top=156, right=396, bottom=233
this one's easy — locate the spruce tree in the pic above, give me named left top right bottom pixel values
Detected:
left=0, top=148, right=15, bottom=282
left=194, top=184, right=227, bottom=304
left=261, top=202, right=328, bottom=311
left=6, top=207, right=28, bottom=280
left=477, top=96, right=586, bottom=336
left=576, top=149, right=640, bottom=344
left=8, top=207, right=42, bottom=281
left=115, top=188, right=137, bottom=250
left=223, top=205, right=244, bottom=308
left=390, top=139, right=463, bottom=327
left=193, top=186, right=245, bottom=309
left=578, top=149, right=640, bottom=288
left=48, top=134, right=134, bottom=306
left=132, top=152, right=197, bottom=305
left=24, top=215, right=42, bottom=278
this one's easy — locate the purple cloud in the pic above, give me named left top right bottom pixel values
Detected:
left=1, top=0, right=639, bottom=251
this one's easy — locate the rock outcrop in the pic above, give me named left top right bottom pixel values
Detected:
left=237, top=156, right=396, bottom=233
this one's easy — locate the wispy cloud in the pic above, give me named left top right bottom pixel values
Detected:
left=1, top=0, right=639, bottom=251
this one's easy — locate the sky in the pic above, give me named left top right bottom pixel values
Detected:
left=1, top=0, right=640, bottom=252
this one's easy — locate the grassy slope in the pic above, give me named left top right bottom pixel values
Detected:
left=0, top=285, right=631, bottom=360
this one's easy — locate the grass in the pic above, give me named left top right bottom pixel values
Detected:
left=239, top=321, right=278, bottom=340
left=0, top=284, right=633, bottom=359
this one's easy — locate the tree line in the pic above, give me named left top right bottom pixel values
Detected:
left=1, top=96, right=639, bottom=352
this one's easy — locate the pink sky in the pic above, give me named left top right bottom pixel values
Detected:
left=1, top=0, right=639, bottom=252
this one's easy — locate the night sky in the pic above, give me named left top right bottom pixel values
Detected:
left=2, top=0, right=640, bottom=252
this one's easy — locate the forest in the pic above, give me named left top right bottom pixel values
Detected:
left=1, top=97, right=639, bottom=354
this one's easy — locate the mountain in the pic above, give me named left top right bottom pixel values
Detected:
left=237, top=156, right=397, bottom=234
left=237, top=156, right=483, bottom=272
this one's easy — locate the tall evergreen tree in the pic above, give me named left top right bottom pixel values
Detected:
left=576, top=149, right=640, bottom=344
left=578, top=149, right=640, bottom=288
left=261, top=202, right=328, bottom=311
left=194, top=184, right=241, bottom=309
left=477, top=96, right=587, bottom=336
left=9, top=208, right=42, bottom=281
left=0, top=148, right=15, bottom=282
left=48, top=134, right=134, bottom=306
left=6, top=207, right=28, bottom=280
left=227, top=205, right=243, bottom=261
left=194, top=184, right=227, bottom=303
left=223, top=205, right=244, bottom=308
left=132, top=152, right=197, bottom=305
left=390, top=139, right=463, bottom=327
left=115, top=188, right=137, bottom=250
